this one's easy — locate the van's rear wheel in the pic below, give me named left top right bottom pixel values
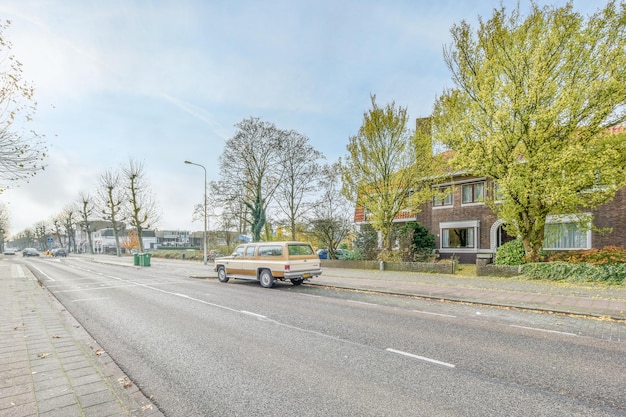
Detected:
left=291, top=278, right=304, bottom=286
left=217, top=266, right=229, bottom=283
left=259, top=269, right=275, bottom=288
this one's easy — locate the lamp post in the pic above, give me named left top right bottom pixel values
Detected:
left=184, top=160, right=208, bottom=265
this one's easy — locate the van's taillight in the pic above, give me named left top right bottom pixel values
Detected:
left=285, top=265, right=290, bottom=271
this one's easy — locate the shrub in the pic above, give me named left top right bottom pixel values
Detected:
left=495, top=240, right=526, bottom=265
left=549, top=246, right=626, bottom=265
left=353, top=229, right=378, bottom=261
left=523, top=262, right=626, bottom=284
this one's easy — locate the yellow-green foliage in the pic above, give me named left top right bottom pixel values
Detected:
left=433, top=2, right=626, bottom=261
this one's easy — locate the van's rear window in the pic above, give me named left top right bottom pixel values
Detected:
left=288, top=244, right=314, bottom=256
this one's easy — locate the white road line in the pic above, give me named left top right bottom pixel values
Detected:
left=346, top=299, right=378, bottom=306
left=240, top=310, right=268, bottom=319
left=412, top=310, right=456, bottom=318
left=27, top=264, right=55, bottom=282
left=509, top=325, right=577, bottom=337
left=71, top=297, right=111, bottom=303
left=386, top=348, right=456, bottom=368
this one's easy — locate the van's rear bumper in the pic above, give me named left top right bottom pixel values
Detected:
left=284, top=269, right=323, bottom=279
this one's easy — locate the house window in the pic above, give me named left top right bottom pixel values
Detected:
left=442, top=227, right=475, bottom=248
left=439, top=220, right=479, bottom=251
left=493, top=183, right=504, bottom=202
left=462, top=182, right=484, bottom=204
left=544, top=222, right=590, bottom=250
left=433, top=187, right=453, bottom=207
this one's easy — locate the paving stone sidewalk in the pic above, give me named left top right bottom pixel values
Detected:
left=0, top=262, right=163, bottom=417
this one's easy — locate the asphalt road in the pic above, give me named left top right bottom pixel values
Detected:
left=20, top=257, right=626, bottom=417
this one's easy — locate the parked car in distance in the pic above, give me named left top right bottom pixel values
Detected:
left=317, top=248, right=350, bottom=260
left=3, top=248, right=16, bottom=255
left=52, top=248, right=68, bottom=257
left=22, top=248, right=40, bottom=257
left=214, top=241, right=322, bottom=288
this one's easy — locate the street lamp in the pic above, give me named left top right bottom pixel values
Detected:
left=184, top=160, right=207, bottom=265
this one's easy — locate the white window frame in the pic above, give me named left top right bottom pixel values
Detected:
left=461, top=182, right=485, bottom=206
left=439, top=220, right=480, bottom=253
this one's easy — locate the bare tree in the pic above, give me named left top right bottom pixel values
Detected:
left=310, top=163, right=353, bottom=258
left=122, top=158, right=160, bottom=252
left=97, top=169, right=125, bottom=256
left=0, top=21, right=47, bottom=191
left=33, top=221, right=50, bottom=251
left=60, top=205, right=78, bottom=253
left=0, top=203, right=9, bottom=252
left=275, top=131, right=324, bottom=241
left=77, top=192, right=95, bottom=254
left=219, top=118, right=286, bottom=242
left=51, top=214, right=64, bottom=248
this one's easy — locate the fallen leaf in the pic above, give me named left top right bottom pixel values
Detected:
left=38, top=353, right=51, bottom=359
left=52, top=335, right=61, bottom=339
left=95, top=349, right=105, bottom=356
left=118, top=376, right=133, bottom=388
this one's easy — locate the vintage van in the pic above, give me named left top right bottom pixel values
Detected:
left=213, top=241, right=322, bottom=288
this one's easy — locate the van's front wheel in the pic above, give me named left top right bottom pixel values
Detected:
left=259, top=269, right=276, bottom=288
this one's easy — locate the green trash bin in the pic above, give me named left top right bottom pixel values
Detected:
left=133, top=253, right=139, bottom=266
left=138, top=253, right=151, bottom=267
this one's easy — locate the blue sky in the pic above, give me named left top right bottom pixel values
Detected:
left=0, top=0, right=603, bottom=236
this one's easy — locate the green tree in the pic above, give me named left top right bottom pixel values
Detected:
left=342, top=95, right=434, bottom=252
left=433, top=1, right=626, bottom=261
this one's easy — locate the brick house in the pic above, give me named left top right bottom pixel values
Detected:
left=354, top=167, right=626, bottom=264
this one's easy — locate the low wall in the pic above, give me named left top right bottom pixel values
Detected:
left=321, top=260, right=455, bottom=275
left=477, top=263, right=523, bottom=277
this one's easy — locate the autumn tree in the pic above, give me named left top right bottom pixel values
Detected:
left=274, top=130, right=324, bottom=240
left=97, top=169, right=125, bottom=256
left=218, top=117, right=286, bottom=242
left=122, top=229, right=140, bottom=253
left=0, top=21, right=47, bottom=190
left=310, top=162, right=353, bottom=259
left=342, top=95, right=435, bottom=252
left=122, top=158, right=160, bottom=252
left=433, top=1, right=626, bottom=261
left=77, top=192, right=95, bottom=254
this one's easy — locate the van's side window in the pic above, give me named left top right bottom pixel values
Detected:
left=258, top=245, right=283, bottom=257
left=245, top=246, right=256, bottom=257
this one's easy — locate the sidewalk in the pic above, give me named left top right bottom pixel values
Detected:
left=312, top=267, right=626, bottom=320
left=0, top=262, right=163, bottom=417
